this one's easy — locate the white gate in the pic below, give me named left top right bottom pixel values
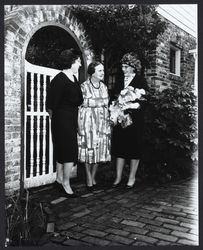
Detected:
left=24, top=60, right=60, bottom=188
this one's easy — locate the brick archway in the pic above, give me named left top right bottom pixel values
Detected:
left=4, top=5, right=94, bottom=195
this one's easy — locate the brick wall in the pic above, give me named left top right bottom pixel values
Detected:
left=4, top=5, right=94, bottom=195
left=4, top=6, right=196, bottom=195
left=146, top=18, right=196, bottom=90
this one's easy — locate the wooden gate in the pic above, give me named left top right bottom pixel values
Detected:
left=24, top=60, right=60, bottom=188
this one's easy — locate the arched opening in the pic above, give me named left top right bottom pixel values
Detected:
left=23, top=25, right=85, bottom=188
left=25, top=25, right=86, bottom=81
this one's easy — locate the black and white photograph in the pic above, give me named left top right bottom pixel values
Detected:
left=4, top=3, right=198, bottom=247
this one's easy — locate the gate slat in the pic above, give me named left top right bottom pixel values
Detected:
left=30, top=72, right=34, bottom=177
left=24, top=60, right=59, bottom=188
left=24, top=69, right=27, bottom=178
left=49, top=75, right=54, bottom=174
left=42, top=74, right=46, bottom=175
left=36, top=73, right=41, bottom=176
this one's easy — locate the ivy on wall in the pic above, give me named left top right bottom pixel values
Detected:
left=71, top=4, right=167, bottom=72
left=26, top=5, right=167, bottom=71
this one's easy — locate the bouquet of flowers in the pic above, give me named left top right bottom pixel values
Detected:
left=109, top=86, right=146, bottom=128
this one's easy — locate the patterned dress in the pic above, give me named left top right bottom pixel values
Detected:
left=78, top=79, right=111, bottom=164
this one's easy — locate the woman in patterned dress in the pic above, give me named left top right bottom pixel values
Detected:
left=78, top=61, right=111, bottom=191
left=46, top=49, right=83, bottom=197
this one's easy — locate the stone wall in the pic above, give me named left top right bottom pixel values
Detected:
left=146, top=17, right=196, bottom=90
left=4, top=5, right=93, bottom=195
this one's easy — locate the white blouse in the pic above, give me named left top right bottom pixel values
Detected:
left=124, top=73, right=135, bottom=88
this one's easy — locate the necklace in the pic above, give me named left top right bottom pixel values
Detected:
left=90, top=78, right=101, bottom=89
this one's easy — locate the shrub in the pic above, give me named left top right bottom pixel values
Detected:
left=71, top=4, right=167, bottom=71
left=142, top=83, right=197, bottom=183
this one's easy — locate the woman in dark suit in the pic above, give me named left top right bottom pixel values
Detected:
left=46, top=48, right=83, bottom=197
left=111, top=52, right=148, bottom=188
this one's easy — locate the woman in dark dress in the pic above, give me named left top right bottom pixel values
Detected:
left=46, top=49, right=83, bottom=197
left=111, top=52, right=148, bottom=188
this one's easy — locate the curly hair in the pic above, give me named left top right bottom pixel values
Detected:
left=121, top=52, right=142, bottom=72
left=87, top=61, right=103, bottom=76
left=58, top=48, right=81, bottom=69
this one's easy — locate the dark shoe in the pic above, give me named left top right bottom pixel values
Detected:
left=64, top=192, right=79, bottom=198
left=112, top=182, right=122, bottom=188
left=86, top=186, right=94, bottom=192
left=92, top=184, right=98, bottom=190
left=61, top=185, right=79, bottom=198
left=126, top=183, right=135, bottom=189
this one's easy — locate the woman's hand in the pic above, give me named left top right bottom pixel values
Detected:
left=121, top=102, right=140, bottom=111
left=77, top=123, right=83, bottom=136
left=77, top=109, right=83, bottom=136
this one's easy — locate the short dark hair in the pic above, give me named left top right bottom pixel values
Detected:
left=58, top=48, right=81, bottom=69
left=87, top=61, right=103, bottom=76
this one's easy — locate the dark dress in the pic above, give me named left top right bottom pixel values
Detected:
left=111, top=74, right=147, bottom=159
left=46, top=72, right=83, bottom=164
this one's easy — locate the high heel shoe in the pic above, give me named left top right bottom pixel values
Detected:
left=86, top=185, right=94, bottom=192
left=126, top=182, right=136, bottom=189
left=112, top=182, right=122, bottom=188
left=93, top=183, right=97, bottom=187
left=62, top=188, right=79, bottom=198
left=92, top=183, right=98, bottom=190
left=61, top=185, right=79, bottom=198
left=63, top=192, right=79, bottom=198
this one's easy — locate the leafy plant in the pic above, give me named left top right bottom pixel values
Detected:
left=5, top=190, right=46, bottom=246
left=142, top=83, right=197, bottom=183
left=71, top=4, right=167, bottom=72
left=25, top=5, right=167, bottom=79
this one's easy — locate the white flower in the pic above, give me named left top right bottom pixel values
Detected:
left=118, top=96, right=125, bottom=105
left=135, top=88, right=146, bottom=95
left=109, top=102, right=121, bottom=125
left=109, top=86, right=146, bottom=128
left=129, top=102, right=140, bottom=109
left=120, top=88, right=128, bottom=95
left=140, top=89, right=146, bottom=95
left=109, top=102, right=115, bottom=111
left=127, top=86, right=134, bottom=91
left=134, top=91, right=141, bottom=99
left=121, top=102, right=140, bottom=110
left=127, top=91, right=137, bottom=101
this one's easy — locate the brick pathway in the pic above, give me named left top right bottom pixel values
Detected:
left=29, top=174, right=198, bottom=246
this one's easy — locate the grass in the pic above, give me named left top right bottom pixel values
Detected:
left=5, top=189, right=46, bottom=246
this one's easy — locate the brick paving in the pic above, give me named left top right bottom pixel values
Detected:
left=29, top=173, right=198, bottom=246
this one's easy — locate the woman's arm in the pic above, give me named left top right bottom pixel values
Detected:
left=47, top=109, right=53, bottom=119
left=46, top=73, right=64, bottom=113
